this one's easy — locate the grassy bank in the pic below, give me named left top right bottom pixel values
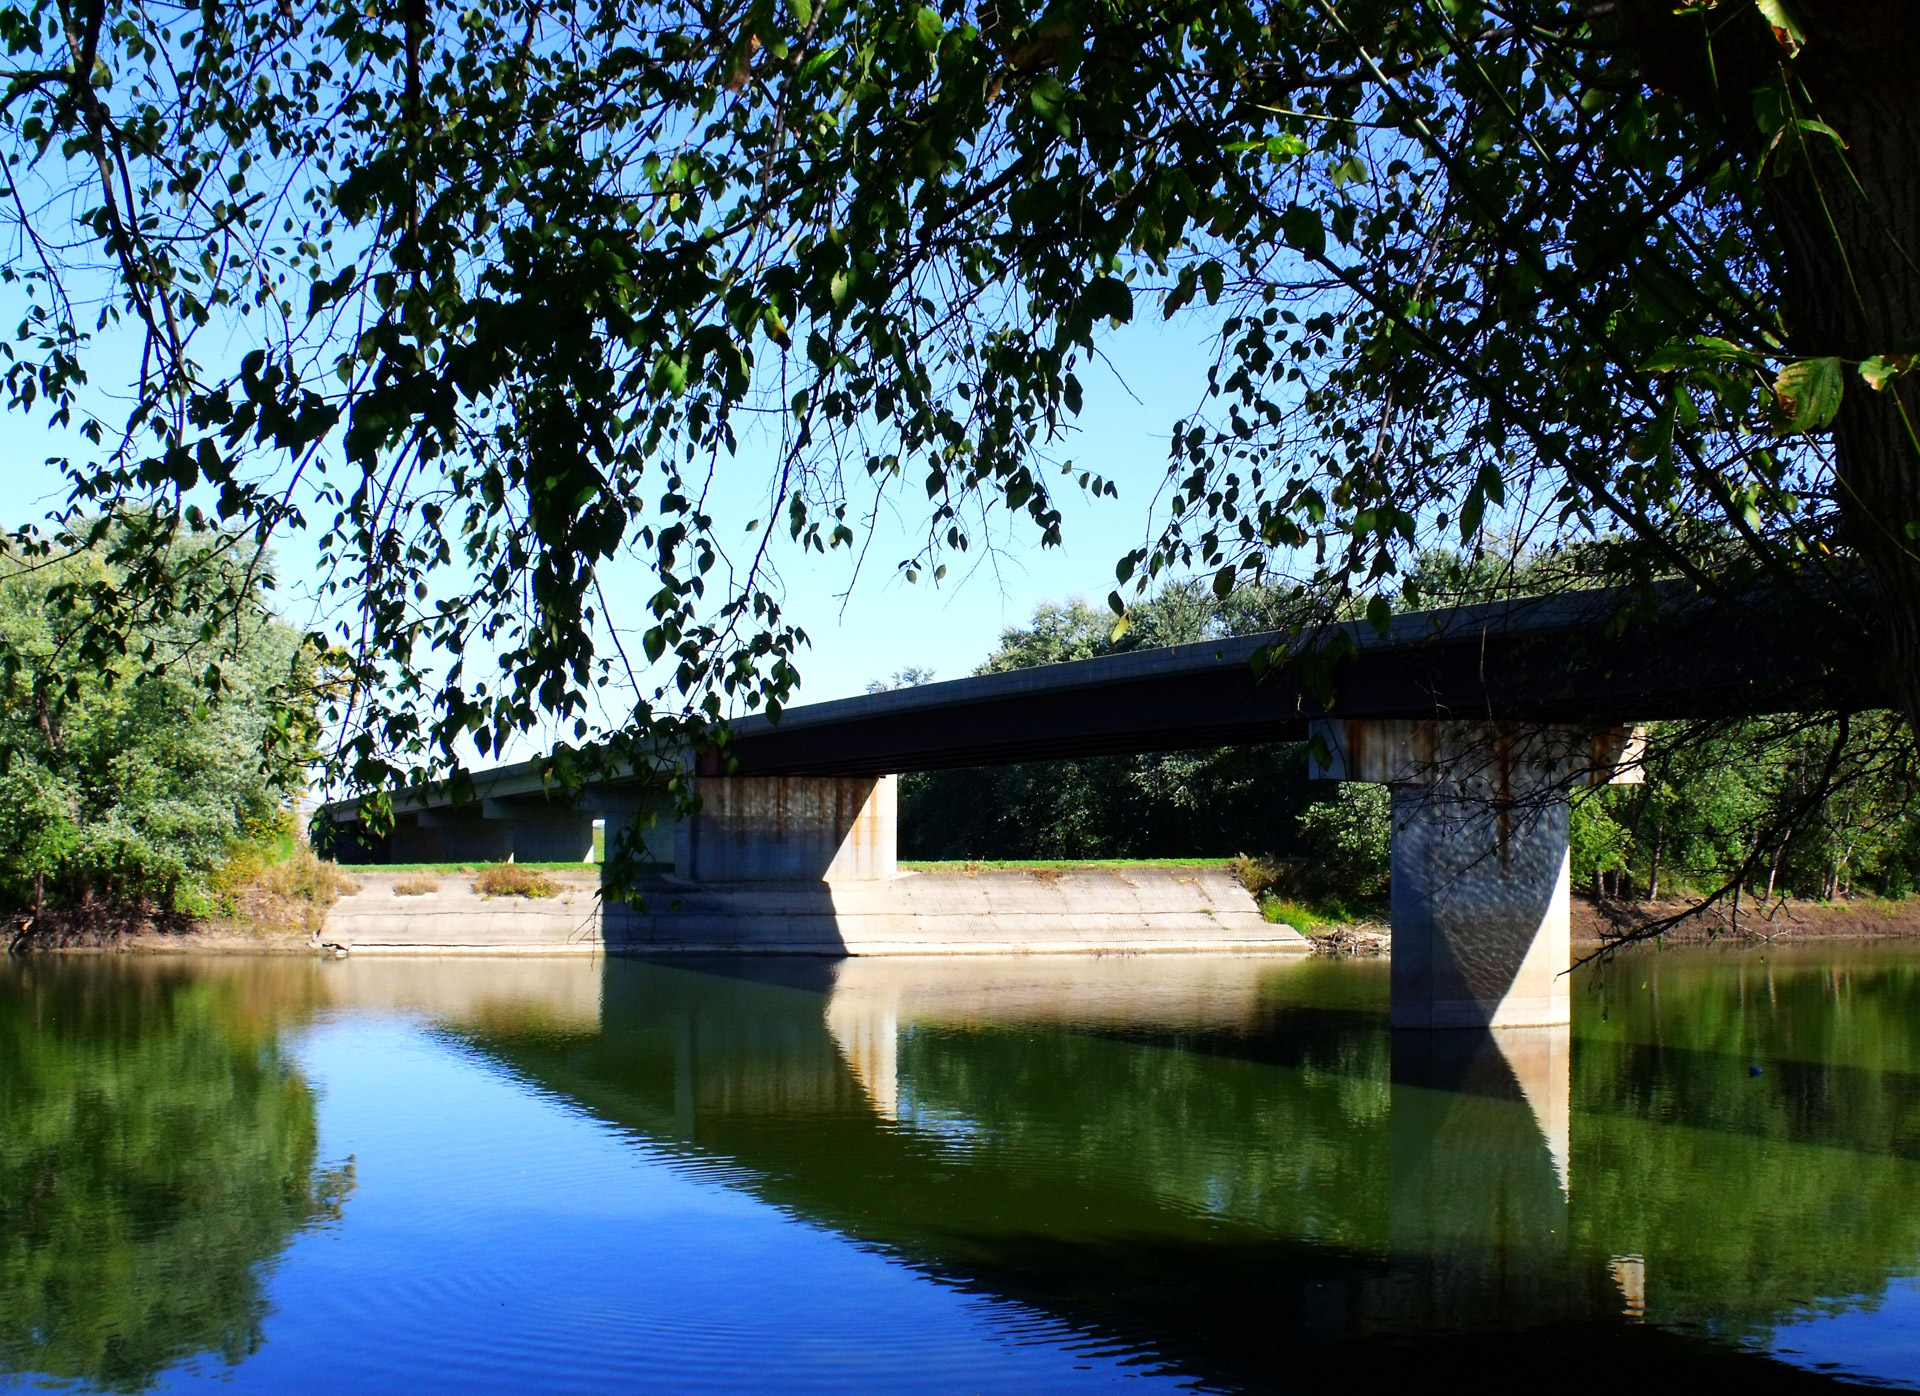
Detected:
left=332, top=861, right=603, bottom=873
left=900, top=858, right=1234, bottom=872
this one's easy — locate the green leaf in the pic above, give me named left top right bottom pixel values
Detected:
left=1459, top=487, right=1487, bottom=542
left=1279, top=205, right=1324, bottom=259
left=1200, top=261, right=1224, bottom=305
left=1643, top=337, right=1765, bottom=373
left=1774, top=357, right=1844, bottom=433
left=1795, top=118, right=1846, bottom=149
left=913, top=5, right=941, bottom=49
left=1755, top=0, right=1805, bottom=50
left=1365, top=594, right=1391, bottom=638
left=1030, top=76, right=1070, bottom=135
left=650, top=353, right=689, bottom=396
left=1860, top=355, right=1908, bottom=392
left=1752, top=83, right=1790, bottom=139
left=1084, top=276, right=1133, bottom=324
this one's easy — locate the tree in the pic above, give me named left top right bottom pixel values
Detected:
left=0, top=534, right=317, bottom=914
left=1569, top=711, right=1920, bottom=907
left=900, top=583, right=1321, bottom=861
left=867, top=665, right=938, bottom=693
left=0, top=0, right=1911, bottom=805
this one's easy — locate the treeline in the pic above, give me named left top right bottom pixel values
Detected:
left=0, top=532, right=318, bottom=918
left=894, top=588, right=1396, bottom=901
left=898, top=573, right=1919, bottom=906
left=1575, top=714, right=1919, bottom=903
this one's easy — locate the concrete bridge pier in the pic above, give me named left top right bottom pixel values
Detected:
left=676, top=775, right=898, bottom=881
left=1312, top=720, right=1640, bottom=1029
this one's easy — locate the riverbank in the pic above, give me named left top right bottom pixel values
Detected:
left=8, top=863, right=1305, bottom=956
left=12, top=870, right=1916, bottom=956
left=5, top=905, right=318, bottom=954
left=1573, top=892, right=1920, bottom=946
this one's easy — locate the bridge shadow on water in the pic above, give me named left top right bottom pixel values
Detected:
left=439, top=951, right=1909, bottom=1393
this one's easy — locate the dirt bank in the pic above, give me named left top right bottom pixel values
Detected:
left=1573, top=893, right=1920, bottom=947
left=5, top=905, right=323, bottom=954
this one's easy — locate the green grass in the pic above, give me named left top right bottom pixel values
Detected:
left=901, top=857, right=1232, bottom=872
left=1260, top=896, right=1377, bottom=934
left=341, top=861, right=603, bottom=873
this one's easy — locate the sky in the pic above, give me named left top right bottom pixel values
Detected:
left=0, top=306, right=1222, bottom=723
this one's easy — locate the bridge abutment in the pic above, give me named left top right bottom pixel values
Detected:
left=1312, top=720, right=1639, bottom=1029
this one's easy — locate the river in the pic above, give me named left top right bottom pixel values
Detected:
left=2, top=945, right=1915, bottom=1392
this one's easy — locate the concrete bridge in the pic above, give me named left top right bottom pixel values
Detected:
left=321, top=583, right=1888, bottom=1030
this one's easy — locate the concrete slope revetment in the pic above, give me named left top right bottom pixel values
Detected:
left=321, top=866, right=1308, bottom=956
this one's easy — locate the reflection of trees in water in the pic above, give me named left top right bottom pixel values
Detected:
left=0, top=961, right=352, bottom=1392
left=1575, top=948, right=1920, bottom=1342
left=892, top=1022, right=1394, bottom=1245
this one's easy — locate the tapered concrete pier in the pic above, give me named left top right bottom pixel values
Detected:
left=1313, top=719, right=1639, bottom=1028
left=675, top=775, right=897, bottom=881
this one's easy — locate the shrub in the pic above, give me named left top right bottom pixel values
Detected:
left=212, top=844, right=360, bottom=932
left=392, top=875, right=439, bottom=897
left=470, top=863, right=557, bottom=899
left=1230, top=855, right=1285, bottom=900
left=1294, top=785, right=1392, bottom=900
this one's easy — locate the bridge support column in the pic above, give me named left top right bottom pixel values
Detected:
left=677, top=775, right=897, bottom=882
left=1312, top=720, right=1639, bottom=1029
left=1386, top=781, right=1571, bottom=1028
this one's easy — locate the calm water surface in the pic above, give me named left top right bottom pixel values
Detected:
left=3, top=946, right=1917, bottom=1393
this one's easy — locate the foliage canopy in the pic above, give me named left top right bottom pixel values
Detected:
left=0, top=0, right=1913, bottom=798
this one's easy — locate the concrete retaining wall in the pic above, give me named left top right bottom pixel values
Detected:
left=324, top=870, right=607, bottom=953
left=322, top=866, right=1308, bottom=956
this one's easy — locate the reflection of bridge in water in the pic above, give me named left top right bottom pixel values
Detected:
left=355, top=952, right=1907, bottom=1392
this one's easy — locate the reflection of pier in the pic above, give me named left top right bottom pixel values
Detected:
left=825, top=957, right=1576, bottom=1333
left=320, top=955, right=604, bottom=1032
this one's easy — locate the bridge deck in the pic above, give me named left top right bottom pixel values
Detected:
left=323, top=582, right=1885, bottom=821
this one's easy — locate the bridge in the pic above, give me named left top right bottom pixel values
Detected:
left=321, top=582, right=1889, bottom=1031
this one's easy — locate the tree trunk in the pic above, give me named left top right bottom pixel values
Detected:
left=1764, top=8, right=1920, bottom=738
left=1646, top=825, right=1664, bottom=902
left=1615, top=2, right=1920, bottom=736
